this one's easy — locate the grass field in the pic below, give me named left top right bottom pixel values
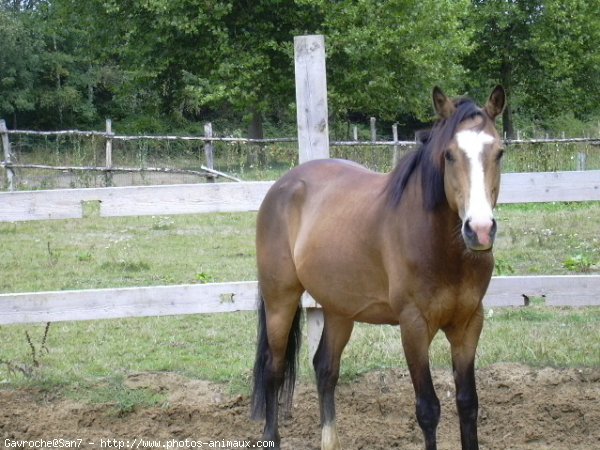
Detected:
left=0, top=202, right=599, bottom=410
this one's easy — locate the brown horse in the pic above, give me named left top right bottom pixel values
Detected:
left=251, top=86, right=506, bottom=450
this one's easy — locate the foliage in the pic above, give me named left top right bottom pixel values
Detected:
left=563, top=254, right=593, bottom=273
left=464, top=0, right=600, bottom=137
left=317, top=0, right=472, bottom=121
left=0, top=8, right=41, bottom=126
left=0, top=0, right=599, bottom=134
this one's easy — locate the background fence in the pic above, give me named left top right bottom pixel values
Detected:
left=2, top=119, right=600, bottom=192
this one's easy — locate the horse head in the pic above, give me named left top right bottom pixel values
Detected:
left=433, top=86, right=506, bottom=251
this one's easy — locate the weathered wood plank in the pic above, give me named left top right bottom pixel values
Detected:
left=1, top=170, right=598, bottom=222
left=0, top=182, right=274, bottom=222
left=1, top=170, right=597, bottom=222
left=485, top=275, right=600, bottom=307
left=1, top=276, right=598, bottom=325
left=98, top=182, right=272, bottom=217
left=0, top=282, right=258, bottom=325
left=499, top=170, right=600, bottom=203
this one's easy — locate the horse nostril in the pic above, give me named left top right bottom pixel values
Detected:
left=463, top=217, right=495, bottom=249
left=464, top=218, right=476, bottom=239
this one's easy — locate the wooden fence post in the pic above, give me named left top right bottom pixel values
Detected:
left=105, top=119, right=113, bottom=187
left=294, top=34, right=328, bottom=357
left=1, top=119, right=15, bottom=191
left=577, top=152, right=587, bottom=171
left=370, top=117, right=377, bottom=142
left=204, top=122, right=216, bottom=182
left=392, top=123, right=400, bottom=167
left=294, top=35, right=329, bottom=163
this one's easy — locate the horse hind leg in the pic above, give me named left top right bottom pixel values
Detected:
left=251, top=284, right=303, bottom=449
left=313, top=312, right=354, bottom=450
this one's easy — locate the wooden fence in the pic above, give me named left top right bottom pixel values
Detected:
left=1, top=37, right=599, bottom=355
left=0, top=169, right=599, bottom=327
left=3, top=120, right=599, bottom=191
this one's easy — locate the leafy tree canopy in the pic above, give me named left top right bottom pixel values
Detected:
left=0, top=0, right=598, bottom=135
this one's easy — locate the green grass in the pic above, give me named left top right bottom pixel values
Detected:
left=1, top=306, right=598, bottom=405
left=493, top=202, right=600, bottom=275
left=0, top=213, right=257, bottom=293
left=0, top=202, right=599, bottom=410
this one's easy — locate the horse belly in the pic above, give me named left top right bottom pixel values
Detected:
left=294, top=241, right=396, bottom=324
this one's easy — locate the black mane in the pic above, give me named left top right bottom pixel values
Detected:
left=386, top=98, right=485, bottom=210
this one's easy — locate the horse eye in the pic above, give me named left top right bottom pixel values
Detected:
left=444, top=150, right=455, bottom=162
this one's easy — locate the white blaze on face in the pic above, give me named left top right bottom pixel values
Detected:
left=456, top=129, right=495, bottom=246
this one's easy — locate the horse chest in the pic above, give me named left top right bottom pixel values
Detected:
left=388, top=258, right=491, bottom=327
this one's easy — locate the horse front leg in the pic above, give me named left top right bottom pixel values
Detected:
left=445, top=304, right=484, bottom=450
left=400, top=311, right=440, bottom=450
left=313, top=312, right=354, bottom=450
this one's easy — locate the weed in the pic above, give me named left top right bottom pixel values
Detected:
left=46, top=241, right=58, bottom=266
left=151, top=216, right=175, bottom=230
left=563, top=254, right=593, bottom=272
left=81, top=200, right=101, bottom=218
left=0, top=223, right=17, bottom=234
left=195, top=271, right=214, bottom=284
left=100, top=260, right=150, bottom=273
left=494, top=258, right=515, bottom=275
left=76, top=251, right=93, bottom=262
left=86, top=374, right=165, bottom=416
left=1, top=322, right=51, bottom=378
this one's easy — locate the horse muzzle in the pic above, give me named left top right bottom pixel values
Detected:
left=462, top=217, right=497, bottom=251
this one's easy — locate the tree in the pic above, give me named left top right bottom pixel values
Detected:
left=465, top=0, right=600, bottom=137
left=525, top=0, right=600, bottom=125
left=0, top=8, right=42, bottom=128
left=311, top=0, right=472, bottom=127
left=1, top=0, right=127, bottom=129
left=175, top=0, right=322, bottom=137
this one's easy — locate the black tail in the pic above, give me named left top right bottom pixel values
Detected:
left=250, top=288, right=303, bottom=420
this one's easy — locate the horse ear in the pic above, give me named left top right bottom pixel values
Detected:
left=484, top=85, right=506, bottom=120
left=432, top=86, right=456, bottom=119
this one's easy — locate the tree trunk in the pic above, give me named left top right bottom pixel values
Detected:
left=247, top=109, right=267, bottom=166
left=248, top=108, right=264, bottom=140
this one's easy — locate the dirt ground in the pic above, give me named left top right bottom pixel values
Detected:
left=1, top=364, right=598, bottom=450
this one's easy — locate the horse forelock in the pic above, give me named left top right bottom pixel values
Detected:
left=386, top=98, right=486, bottom=210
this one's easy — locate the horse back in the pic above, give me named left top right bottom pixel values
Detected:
left=256, top=159, right=395, bottom=322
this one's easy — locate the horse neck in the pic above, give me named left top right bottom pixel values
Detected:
left=388, top=171, right=468, bottom=259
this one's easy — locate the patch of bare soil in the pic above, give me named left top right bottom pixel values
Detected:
left=1, top=364, right=598, bottom=449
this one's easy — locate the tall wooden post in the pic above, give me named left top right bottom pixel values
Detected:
left=294, top=35, right=330, bottom=163
left=204, top=122, right=216, bottom=182
left=105, top=119, right=113, bottom=187
left=392, top=123, right=400, bottom=167
left=294, top=35, right=328, bottom=357
left=1, top=120, right=14, bottom=191
left=370, top=117, right=377, bottom=142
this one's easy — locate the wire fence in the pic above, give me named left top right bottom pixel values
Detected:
left=1, top=121, right=599, bottom=191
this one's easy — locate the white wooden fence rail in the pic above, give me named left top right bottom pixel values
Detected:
left=1, top=170, right=598, bottom=223
left=1, top=276, right=599, bottom=326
